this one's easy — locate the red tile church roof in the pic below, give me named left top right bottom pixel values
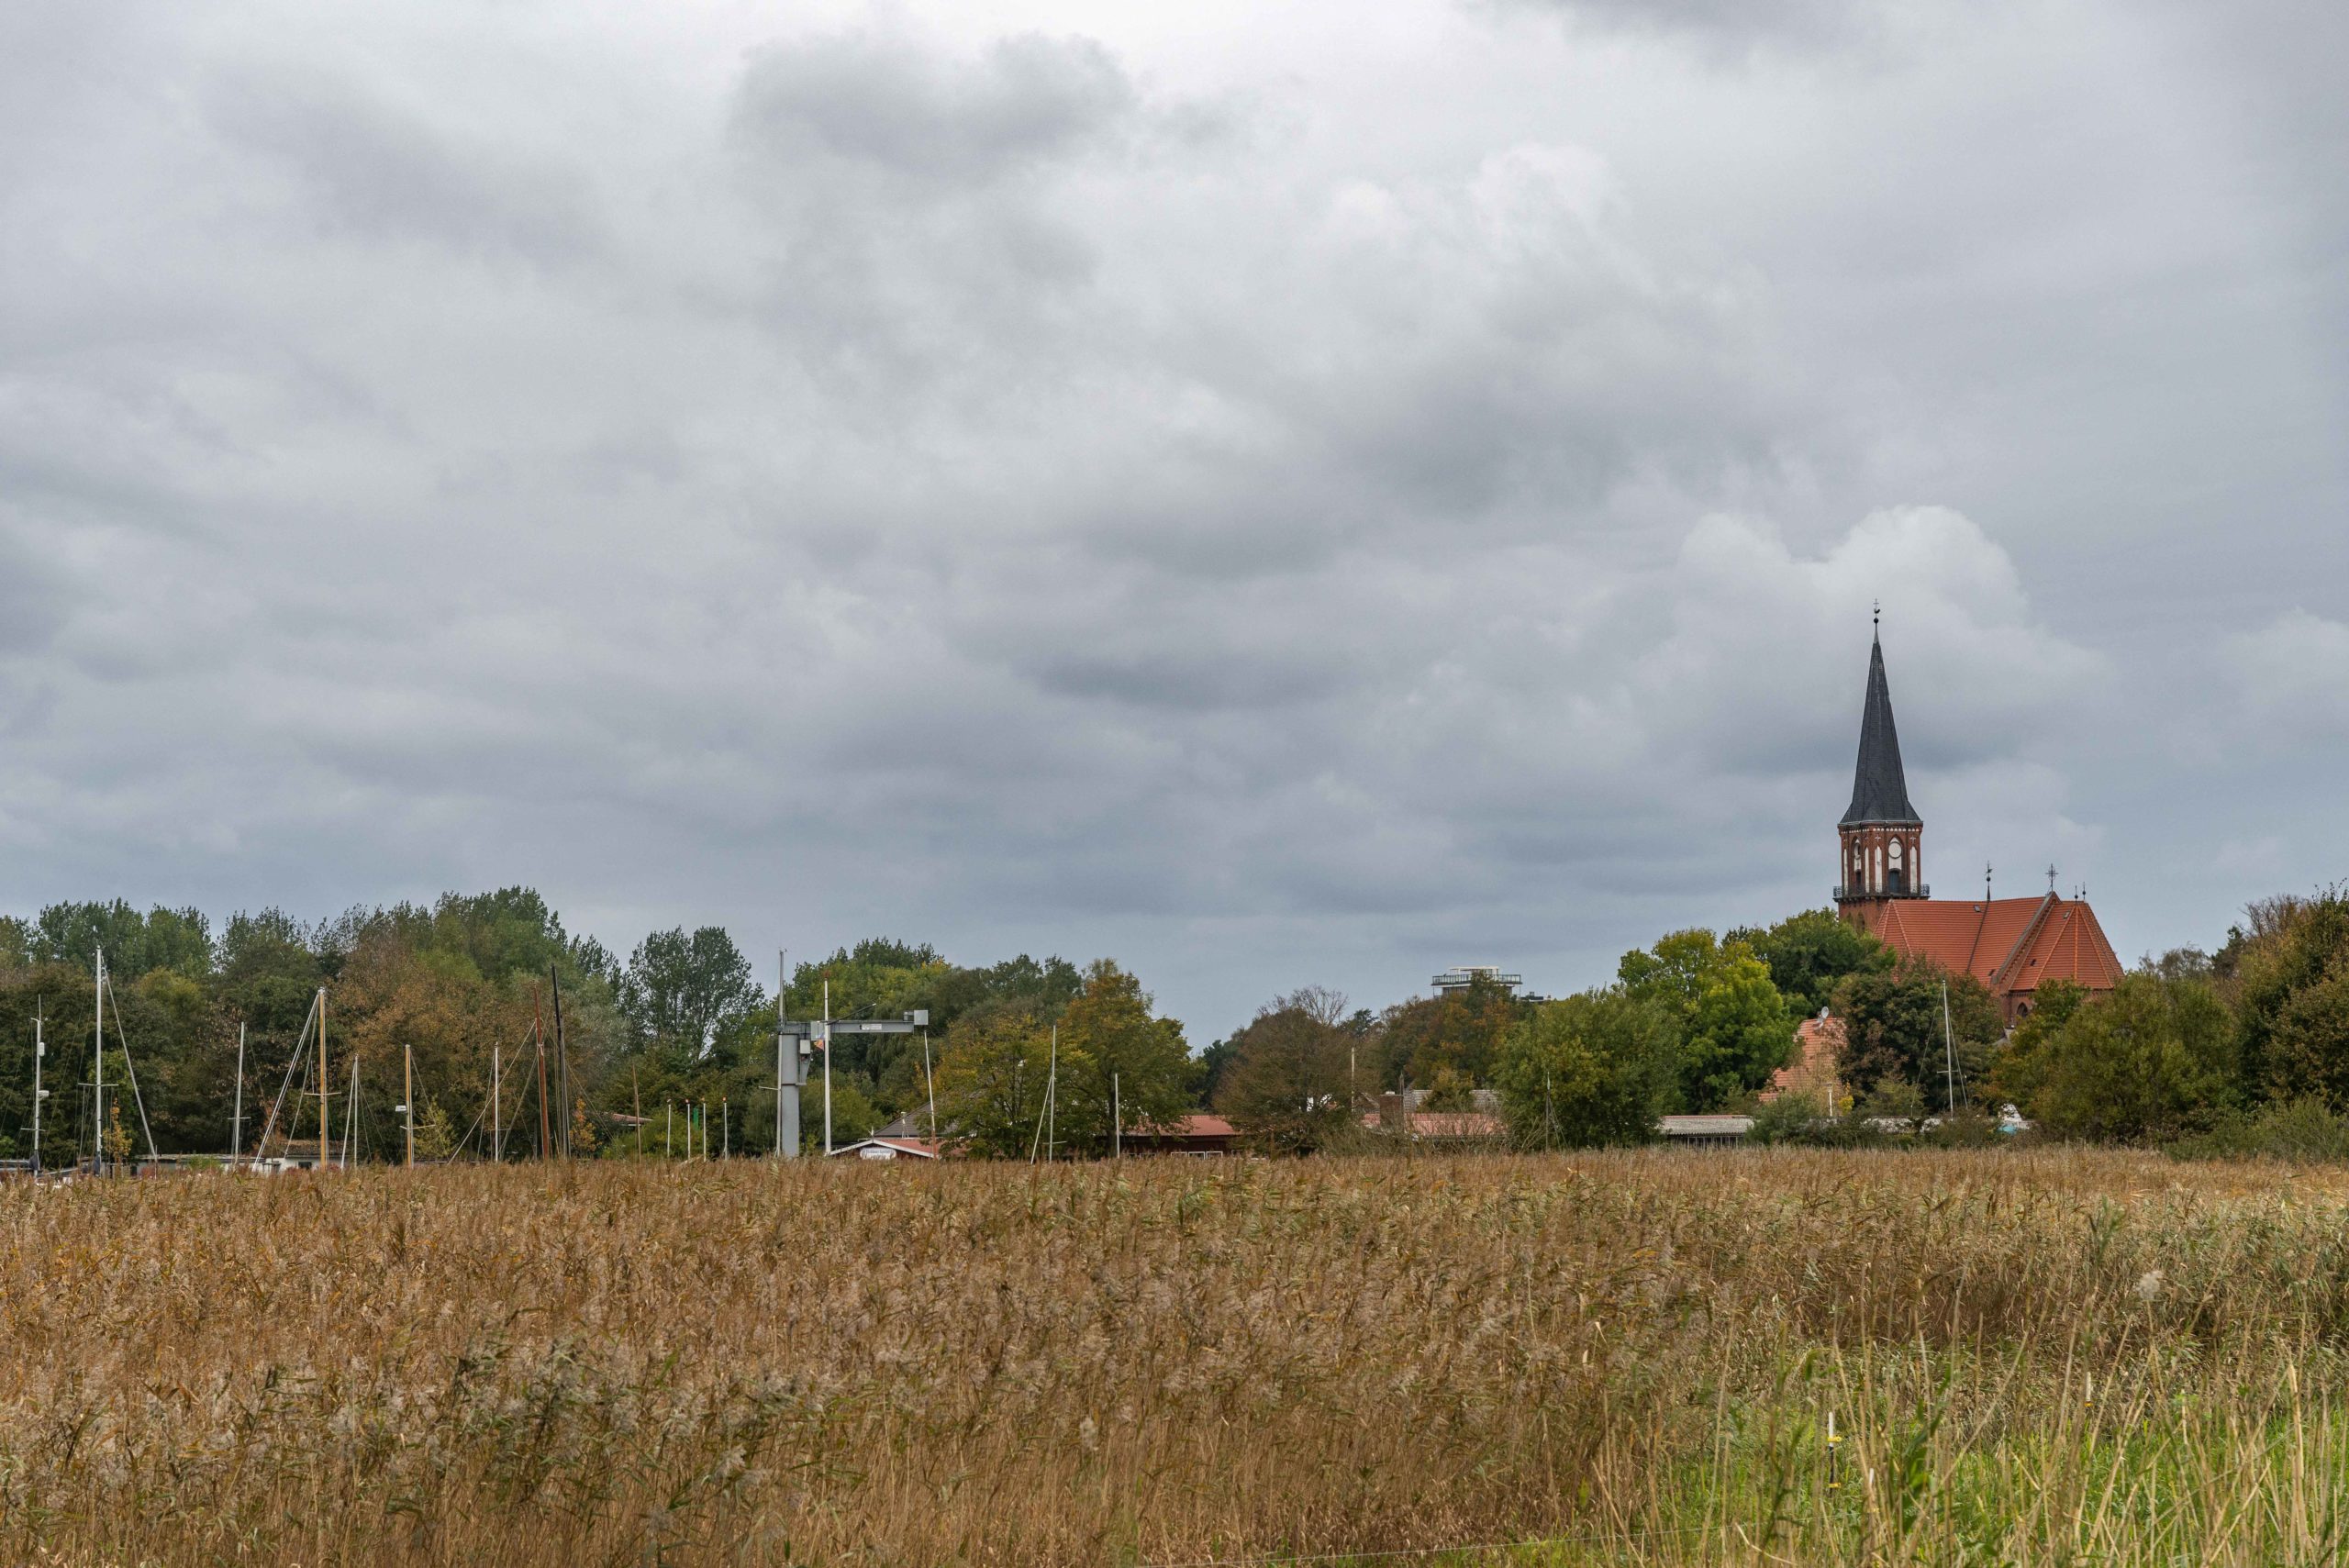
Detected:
left=1870, top=893, right=2123, bottom=1002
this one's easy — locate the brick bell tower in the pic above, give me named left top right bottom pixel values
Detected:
left=1836, top=612, right=1925, bottom=931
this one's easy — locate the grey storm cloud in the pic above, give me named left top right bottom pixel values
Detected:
left=0, top=0, right=2344, bottom=1035
left=733, top=30, right=1138, bottom=184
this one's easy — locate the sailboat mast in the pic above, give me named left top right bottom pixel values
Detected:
left=550, top=965, right=570, bottom=1160
left=30, top=1009, right=43, bottom=1176
left=316, top=986, right=329, bottom=1172
left=93, top=950, right=106, bottom=1174
left=1941, top=980, right=1958, bottom=1115
left=231, top=1023, right=245, bottom=1169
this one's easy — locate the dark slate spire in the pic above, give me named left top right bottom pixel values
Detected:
left=1841, top=628, right=1920, bottom=827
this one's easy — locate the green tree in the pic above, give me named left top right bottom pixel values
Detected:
left=1054, top=961, right=1191, bottom=1153
left=1192, top=1036, right=1240, bottom=1108
left=2010, top=972, right=2236, bottom=1141
left=619, top=927, right=763, bottom=1058
left=1830, top=958, right=2003, bottom=1113
left=1987, top=980, right=2090, bottom=1112
left=1491, top=991, right=1678, bottom=1149
left=1618, top=929, right=1797, bottom=1111
left=1377, top=975, right=1526, bottom=1088
left=1733, top=909, right=1894, bottom=1020
left=2226, top=892, right=2349, bottom=1107
left=30, top=900, right=213, bottom=981
left=1215, top=989, right=1358, bottom=1155
left=933, top=1011, right=1053, bottom=1159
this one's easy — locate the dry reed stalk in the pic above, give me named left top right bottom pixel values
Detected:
left=0, top=1150, right=2343, bottom=1565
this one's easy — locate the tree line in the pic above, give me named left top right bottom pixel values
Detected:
left=5, top=884, right=2343, bottom=1162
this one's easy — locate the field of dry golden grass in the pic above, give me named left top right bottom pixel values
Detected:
left=3, top=1149, right=2348, bottom=1566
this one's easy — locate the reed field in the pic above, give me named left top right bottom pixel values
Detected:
left=4, top=1150, right=2349, bottom=1566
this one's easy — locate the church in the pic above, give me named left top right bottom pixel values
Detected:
left=1831, top=626, right=2122, bottom=1024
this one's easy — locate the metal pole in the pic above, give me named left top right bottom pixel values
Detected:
left=31, top=1010, right=44, bottom=1177
left=1113, top=1071, right=1120, bottom=1159
left=822, top=980, right=833, bottom=1157
left=1942, top=981, right=1958, bottom=1115
left=722, top=1098, right=729, bottom=1160
left=665, top=1101, right=672, bottom=1159
left=493, top=1042, right=503, bottom=1162
left=923, top=1027, right=936, bottom=1141
left=344, top=1051, right=358, bottom=1169
left=317, top=986, right=329, bottom=1173
left=92, top=950, right=105, bottom=1174
left=405, top=1038, right=415, bottom=1168
left=779, top=948, right=798, bottom=1159
left=229, top=1022, right=243, bottom=1171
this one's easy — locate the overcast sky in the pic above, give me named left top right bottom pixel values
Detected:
left=3, top=0, right=2344, bottom=1040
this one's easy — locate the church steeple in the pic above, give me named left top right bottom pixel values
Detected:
left=1836, top=619, right=1925, bottom=917
left=1841, top=627, right=1920, bottom=828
